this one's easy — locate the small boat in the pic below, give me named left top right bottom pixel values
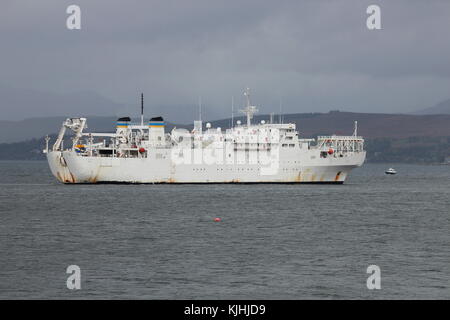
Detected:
left=385, top=168, right=397, bottom=175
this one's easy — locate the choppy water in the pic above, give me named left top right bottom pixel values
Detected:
left=0, top=161, right=449, bottom=299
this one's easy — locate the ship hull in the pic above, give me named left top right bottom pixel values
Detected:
left=47, top=150, right=365, bottom=184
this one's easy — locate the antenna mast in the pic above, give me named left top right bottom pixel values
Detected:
left=240, top=88, right=258, bottom=127
left=231, top=96, right=234, bottom=128
left=199, top=96, right=202, bottom=122
left=279, top=99, right=283, bottom=124
left=141, top=93, right=144, bottom=126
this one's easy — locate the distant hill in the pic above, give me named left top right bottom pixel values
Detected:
left=0, top=116, right=185, bottom=144
left=0, top=85, right=220, bottom=124
left=2, top=111, right=450, bottom=144
left=1, top=111, right=449, bottom=163
left=209, top=111, right=450, bottom=139
left=0, top=116, right=117, bottom=143
left=413, top=98, right=450, bottom=115
left=0, top=85, right=126, bottom=121
left=3, top=134, right=448, bottom=163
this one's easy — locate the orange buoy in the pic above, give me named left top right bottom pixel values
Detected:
left=214, top=218, right=221, bottom=222
left=328, top=148, right=334, bottom=155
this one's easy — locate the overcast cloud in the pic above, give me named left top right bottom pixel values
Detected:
left=0, top=0, right=449, bottom=122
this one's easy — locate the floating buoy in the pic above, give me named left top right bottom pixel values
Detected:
left=214, top=218, right=221, bottom=222
left=328, top=148, right=334, bottom=155
left=139, top=147, right=146, bottom=153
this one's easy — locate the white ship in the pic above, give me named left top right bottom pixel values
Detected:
left=44, top=89, right=365, bottom=184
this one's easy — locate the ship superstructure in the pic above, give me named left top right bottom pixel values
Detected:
left=44, top=89, right=365, bottom=184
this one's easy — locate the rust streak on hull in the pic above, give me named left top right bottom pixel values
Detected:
left=334, top=171, right=342, bottom=182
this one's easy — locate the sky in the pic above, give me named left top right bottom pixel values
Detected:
left=0, top=0, right=450, bottom=122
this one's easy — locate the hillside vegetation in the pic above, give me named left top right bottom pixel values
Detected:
left=1, top=112, right=449, bottom=163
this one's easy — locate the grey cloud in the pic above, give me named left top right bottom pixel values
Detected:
left=0, top=0, right=449, bottom=122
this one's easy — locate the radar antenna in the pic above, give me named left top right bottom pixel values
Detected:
left=240, top=88, right=258, bottom=127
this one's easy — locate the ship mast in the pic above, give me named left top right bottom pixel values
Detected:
left=231, top=96, right=234, bottom=128
left=240, top=88, right=258, bottom=127
left=198, top=96, right=202, bottom=122
left=140, top=93, right=144, bottom=126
